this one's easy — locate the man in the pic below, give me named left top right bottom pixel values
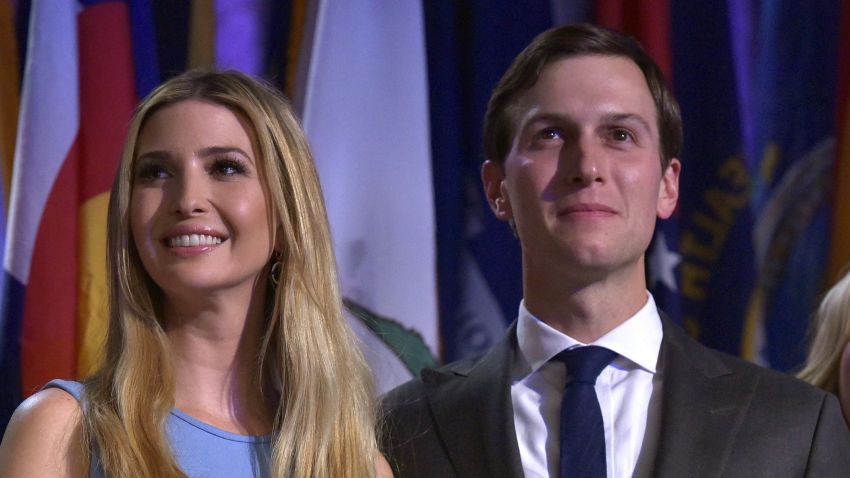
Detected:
left=381, top=24, right=850, bottom=477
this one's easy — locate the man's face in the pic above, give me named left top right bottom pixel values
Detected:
left=482, top=55, right=680, bottom=281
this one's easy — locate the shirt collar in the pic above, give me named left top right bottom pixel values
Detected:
left=516, top=292, right=662, bottom=375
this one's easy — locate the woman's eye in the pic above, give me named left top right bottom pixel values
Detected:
left=211, top=158, right=247, bottom=177
left=135, top=163, right=170, bottom=182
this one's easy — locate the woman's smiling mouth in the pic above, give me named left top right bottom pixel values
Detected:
left=166, top=234, right=225, bottom=248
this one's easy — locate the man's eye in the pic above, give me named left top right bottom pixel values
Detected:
left=609, top=128, right=634, bottom=142
left=537, top=127, right=563, bottom=141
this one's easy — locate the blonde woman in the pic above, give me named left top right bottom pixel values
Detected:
left=0, top=70, right=392, bottom=478
left=798, top=269, right=850, bottom=427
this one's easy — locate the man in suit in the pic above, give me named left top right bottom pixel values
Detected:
left=381, top=24, right=850, bottom=477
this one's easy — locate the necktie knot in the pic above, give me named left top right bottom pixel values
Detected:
left=554, top=345, right=618, bottom=385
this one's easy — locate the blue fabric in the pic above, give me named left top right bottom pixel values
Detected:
left=45, top=379, right=272, bottom=477
left=423, top=1, right=553, bottom=362
left=553, top=346, right=618, bottom=478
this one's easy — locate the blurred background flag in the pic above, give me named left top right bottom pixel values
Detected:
left=0, top=0, right=155, bottom=432
left=741, top=1, right=840, bottom=370
left=828, top=2, right=850, bottom=284
left=299, top=0, right=437, bottom=392
left=425, top=0, right=551, bottom=363
left=1, top=0, right=82, bottom=432
left=653, top=2, right=757, bottom=358
left=0, top=0, right=18, bottom=391
left=0, top=0, right=17, bottom=208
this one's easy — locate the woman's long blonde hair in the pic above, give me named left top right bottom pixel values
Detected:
left=83, top=70, right=377, bottom=477
left=797, top=269, right=850, bottom=394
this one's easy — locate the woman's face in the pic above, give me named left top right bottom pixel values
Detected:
left=130, top=99, right=274, bottom=301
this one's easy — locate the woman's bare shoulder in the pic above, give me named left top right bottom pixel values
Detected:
left=377, top=452, right=394, bottom=478
left=0, top=387, right=87, bottom=477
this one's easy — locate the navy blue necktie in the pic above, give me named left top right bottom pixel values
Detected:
left=553, top=346, right=618, bottom=478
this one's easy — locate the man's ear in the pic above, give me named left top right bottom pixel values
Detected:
left=482, top=159, right=513, bottom=221
left=657, top=158, right=681, bottom=219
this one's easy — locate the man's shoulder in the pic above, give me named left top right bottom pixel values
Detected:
left=379, top=350, right=495, bottom=476
left=379, top=338, right=522, bottom=478
left=719, top=348, right=828, bottom=401
left=672, top=326, right=830, bottom=404
left=382, top=350, right=491, bottom=407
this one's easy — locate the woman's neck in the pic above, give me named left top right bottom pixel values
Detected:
left=164, top=282, right=275, bottom=435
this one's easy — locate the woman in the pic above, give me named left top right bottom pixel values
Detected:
left=0, top=70, right=392, bottom=477
left=798, top=269, right=850, bottom=427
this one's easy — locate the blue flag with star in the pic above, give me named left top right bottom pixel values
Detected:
left=649, top=2, right=757, bottom=355
left=649, top=1, right=842, bottom=370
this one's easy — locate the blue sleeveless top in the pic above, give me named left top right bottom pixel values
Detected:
left=45, top=379, right=272, bottom=477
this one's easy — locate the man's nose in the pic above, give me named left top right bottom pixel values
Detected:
left=563, top=133, right=604, bottom=185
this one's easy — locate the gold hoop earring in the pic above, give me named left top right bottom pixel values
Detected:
left=269, top=260, right=281, bottom=287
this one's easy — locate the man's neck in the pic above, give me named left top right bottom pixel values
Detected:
left=523, top=262, right=649, bottom=343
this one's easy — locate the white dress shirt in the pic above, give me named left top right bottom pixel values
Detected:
left=511, top=293, right=663, bottom=478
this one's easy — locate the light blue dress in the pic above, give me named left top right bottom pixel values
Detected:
left=45, top=380, right=272, bottom=477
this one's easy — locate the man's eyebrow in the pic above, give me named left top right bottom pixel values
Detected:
left=517, top=111, right=574, bottom=131
left=601, top=112, right=653, bottom=132
left=525, top=111, right=569, bottom=123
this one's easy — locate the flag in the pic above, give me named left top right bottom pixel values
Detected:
left=741, top=1, right=842, bottom=370
left=187, top=0, right=214, bottom=70
left=0, top=0, right=18, bottom=206
left=425, top=1, right=553, bottom=361
left=0, top=0, right=153, bottom=433
left=214, top=0, right=268, bottom=77
left=652, top=3, right=756, bottom=355
left=827, top=2, right=850, bottom=282
left=0, top=0, right=80, bottom=432
left=0, top=0, right=19, bottom=384
left=595, top=0, right=671, bottom=77
left=299, top=0, right=437, bottom=393
left=654, top=1, right=842, bottom=370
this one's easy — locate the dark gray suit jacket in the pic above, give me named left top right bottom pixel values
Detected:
left=381, top=318, right=850, bottom=477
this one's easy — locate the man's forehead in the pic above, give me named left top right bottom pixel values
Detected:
left=513, top=55, right=657, bottom=126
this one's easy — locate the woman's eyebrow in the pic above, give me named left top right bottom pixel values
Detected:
left=136, top=146, right=255, bottom=164
left=198, top=146, right=253, bottom=162
left=135, top=150, right=170, bottom=163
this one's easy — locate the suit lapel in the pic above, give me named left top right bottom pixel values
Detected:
left=421, top=326, right=524, bottom=478
left=416, top=316, right=760, bottom=476
left=652, top=319, right=759, bottom=477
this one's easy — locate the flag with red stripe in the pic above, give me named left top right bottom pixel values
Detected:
left=0, top=0, right=154, bottom=433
